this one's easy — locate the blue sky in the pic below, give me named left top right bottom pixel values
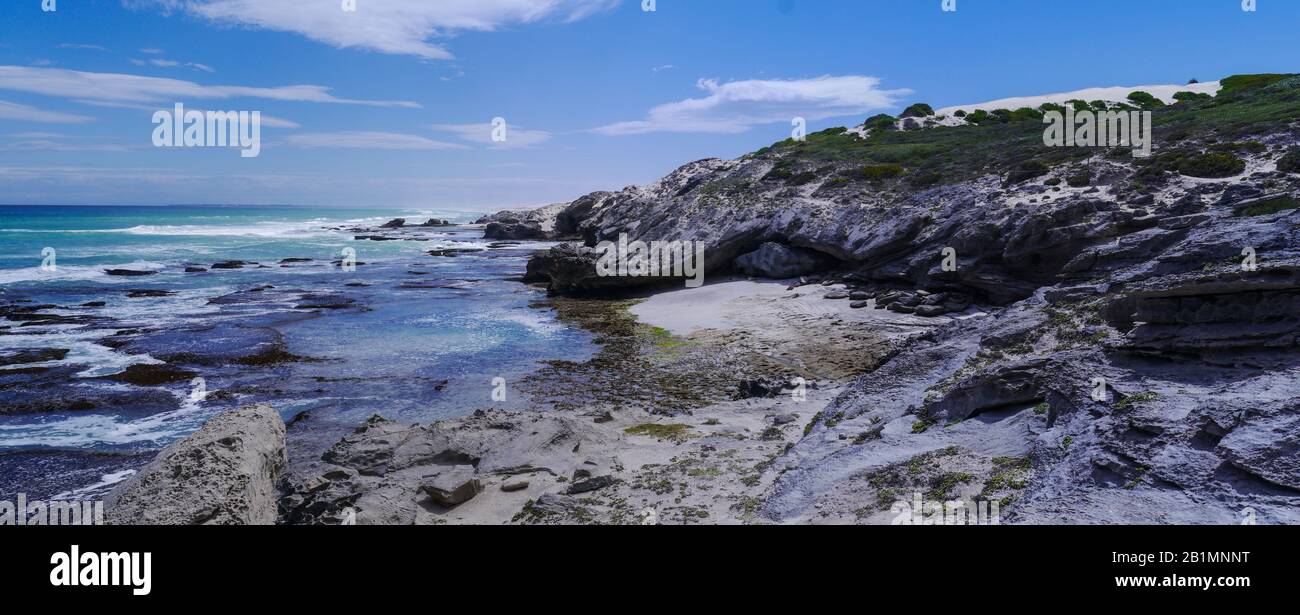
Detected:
left=1, top=0, right=1296, bottom=210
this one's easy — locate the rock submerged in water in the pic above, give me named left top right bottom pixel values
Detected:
left=0, top=347, right=70, bottom=366
left=105, top=363, right=196, bottom=386
left=104, top=268, right=157, bottom=277
left=106, top=404, right=286, bottom=525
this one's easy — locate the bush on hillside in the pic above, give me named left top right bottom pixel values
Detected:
left=1005, top=160, right=1049, bottom=184
left=1172, top=91, right=1212, bottom=103
left=1276, top=148, right=1300, bottom=174
left=1177, top=152, right=1246, bottom=178
left=1126, top=91, right=1165, bottom=109
left=863, top=113, right=897, bottom=132
left=900, top=103, right=935, bottom=118
left=858, top=164, right=905, bottom=181
left=1220, top=74, right=1290, bottom=94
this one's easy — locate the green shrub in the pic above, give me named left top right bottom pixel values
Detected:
left=909, top=171, right=943, bottom=188
left=788, top=171, right=819, bottom=185
left=1238, top=195, right=1299, bottom=217
left=858, top=163, right=905, bottom=181
left=1276, top=148, right=1300, bottom=174
left=1007, top=107, right=1044, bottom=122
left=1172, top=91, right=1212, bottom=103
left=900, top=103, right=935, bottom=118
left=862, top=113, right=897, bottom=131
left=1220, top=73, right=1291, bottom=94
left=1039, top=102, right=1066, bottom=114
left=1065, top=169, right=1092, bottom=187
left=1126, top=91, right=1165, bottom=109
left=965, top=109, right=994, bottom=124
left=1210, top=140, right=1267, bottom=154
left=1177, top=152, right=1246, bottom=178
left=762, top=167, right=794, bottom=181
left=1006, top=160, right=1049, bottom=184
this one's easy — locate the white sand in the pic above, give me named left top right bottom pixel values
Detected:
left=630, top=276, right=932, bottom=337
left=937, top=81, right=1222, bottom=115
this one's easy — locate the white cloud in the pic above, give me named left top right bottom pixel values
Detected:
left=652, top=64, right=675, bottom=74
left=139, top=48, right=165, bottom=54
left=253, top=114, right=298, bottom=129
left=592, top=75, right=911, bottom=135
left=431, top=122, right=552, bottom=148
left=287, top=131, right=465, bottom=150
left=0, top=100, right=95, bottom=124
left=58, top=44, right=110, bottom=51
left=130, top=0, right=620, bottom=60
left=0, top=140, right=132, bottom=152
left=131, top=57, right=215, bottom=72
left=0, top=66, right=420, bottom=108
left=57, top=97, right=297, bottom=127
left=9, top=131, right=66, bottom=138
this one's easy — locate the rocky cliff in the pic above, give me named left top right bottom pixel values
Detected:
left=496, top=73, right=1300, bottom=523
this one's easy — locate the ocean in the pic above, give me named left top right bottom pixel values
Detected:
left=0, top=205, right=595, bottom=501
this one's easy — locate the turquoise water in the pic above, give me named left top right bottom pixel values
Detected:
left=0, top=205, right=594, bottom=499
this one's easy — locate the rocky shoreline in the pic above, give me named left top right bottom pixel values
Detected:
left=108, top=73, right=1300, bottom=524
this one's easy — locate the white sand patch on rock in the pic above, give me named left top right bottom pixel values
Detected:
left=629, top=277, right=931, bottom=338
left=938, top=81, right=1221, bottom=115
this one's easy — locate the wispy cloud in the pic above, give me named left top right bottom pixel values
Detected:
left=431, top=122, right=552, bottom=149
left=134, top=57, right=215, bottom=72
left=9, top=131, right=67, bottom=139
left=287, top=131, right=464, bottom=150
left=0, top=139, right=132, bottom=152
left=0, top=100, right=95, bottom=124
left=59, top=98, right=298, bottom=128
left=0, top=66, right=420, bottom=108
left=652, top=64, right=675, bottom=74
left=58, top=43, right=110, bottom=51
left=592, top=75, right=910, bottom=135
left=129, top=0, right=620, bottom=60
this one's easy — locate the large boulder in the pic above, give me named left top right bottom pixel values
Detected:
left=733, top=242, right=832, bottom=279
left=106, top=404, right=286, bottom=525
left=482, top=202, right=572, bottom=240
left=420, top=466, right=483, bottom=507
